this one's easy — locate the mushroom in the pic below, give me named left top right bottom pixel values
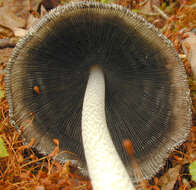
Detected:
left=6, top=2, right=191, bottom=190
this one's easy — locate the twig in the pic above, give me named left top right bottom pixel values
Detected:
left=153, top=5, right=169, bottom=20
left=190, top=3, right=196, bottom=8
left=0, top=39, right=16, bottom=49
left=137, top=10, right=159, bottom=16
left=184, top=3, right=196, bottom=9
left=139, top=0, right=149, bottom=7
left=179, top=54, right=187, bottom=59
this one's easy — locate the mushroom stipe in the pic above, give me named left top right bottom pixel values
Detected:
left=5, top=1, right=191, bottom=189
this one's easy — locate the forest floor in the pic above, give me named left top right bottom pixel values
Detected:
left=0, top=0, right=196, bottom=189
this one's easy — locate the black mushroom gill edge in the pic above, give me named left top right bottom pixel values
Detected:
left=5, top=1, right=192, bottom=184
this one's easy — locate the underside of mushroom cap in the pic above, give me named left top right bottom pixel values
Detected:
left=6, top=2, right=191, bottom=183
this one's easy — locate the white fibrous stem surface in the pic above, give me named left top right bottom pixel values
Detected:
left=82, top=66, right=135, bottom=190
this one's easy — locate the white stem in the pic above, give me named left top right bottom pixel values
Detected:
left=82, top=66, right=135, bottom=190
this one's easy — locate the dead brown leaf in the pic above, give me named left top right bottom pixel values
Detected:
left=182, top=32, right=196, bottom=79
left=29, top=0, right=43, bottom=12
left=0, top=48, right=13, bottom=66
left=0, top=6, right=25, bottom=30
left=0, top=0, right=42, bottom=37
left=3, top=0, right=30, bottom=19
left=26, top=14, right=39, bottom=30
left=0, top=25, right=14, bottom=39
left=139, top=0, right=160, bottom=13
left=158, top=165, right=181, bottom=190
left=0, top=39, right=16, bottom=49
left=12, top=28, right=27, bottom=38
left=40, top=4, right=48, bottom=17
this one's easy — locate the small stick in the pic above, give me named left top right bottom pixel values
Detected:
left=153, top=5, right=169, bottom=20
left=139, top=0, right=149, bottom=6
left=179, top=54, right=186, bottom=59
left=0, top=39, right=16, bottom=49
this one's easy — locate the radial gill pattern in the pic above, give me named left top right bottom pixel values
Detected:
left=6, top=2, right=191, bottom=183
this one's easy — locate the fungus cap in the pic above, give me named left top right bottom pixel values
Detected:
left=6, top=1, right=191, bottom=183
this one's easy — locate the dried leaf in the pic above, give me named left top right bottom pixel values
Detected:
left=0, top=0, right=41, bottom=35
left=26, top=13, right=39, bottom=30
left=0, top=38, right=16, bottom=48
left=182, top=32, right=196, bottom=79
left=182, top=178, right=191, bottom=190
left=158, top=165, right=181, bottom=190
left=29, top=0, right=42, bottom=12
left=3, top=0, right=30, bottom=18
left=36, top=186, right=45, bottom=190
left=40, top=4, right=48, bottom=17
left=0, top=25, right=14, bottom=38
left=0, top=6, right=25, bottom=30
left=12, top=28, right=27, bottom=38
left=139, top=0, right=160, bottom=14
